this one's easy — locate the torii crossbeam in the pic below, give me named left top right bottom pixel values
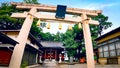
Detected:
left=9, top=2, right=102, bottom=68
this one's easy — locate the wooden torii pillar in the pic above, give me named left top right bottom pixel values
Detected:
left=9, top=2, right=102, bottom=68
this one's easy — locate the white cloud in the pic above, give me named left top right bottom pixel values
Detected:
left=84, top=3, right=119, bottom=10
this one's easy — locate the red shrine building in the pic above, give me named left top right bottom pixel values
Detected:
left=40, top=41, right=65, bottom=61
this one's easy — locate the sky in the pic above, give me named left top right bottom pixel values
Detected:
left=0, top=0, right=120, bottom=34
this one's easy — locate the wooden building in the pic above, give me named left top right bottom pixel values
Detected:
left=0, top=30, right=43, bottom=66
left=40, top=41, right=65, bottom=61
left=0, top=32, right=18, bottom=66
left=95, top=26, right=120, bottom=64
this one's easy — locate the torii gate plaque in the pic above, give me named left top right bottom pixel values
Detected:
left=9, top=2, right=102, bottom=68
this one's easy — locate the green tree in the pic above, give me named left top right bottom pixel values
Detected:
left=62, top=30, right=79, bottom=57
left=23, top=0, right=39, bottom=4
left=72, top=14, right=112, bottom=59
left=0, top=2, right=42, bottom=38
left=0, top=3, right=23, bottom=30
left=30, top=19, right=42, bottom=37
left=53, top=32, right=63, bottom=41
left=40, top=32, right=55, bottom=41
left=92, top=14, right=112, bottom=36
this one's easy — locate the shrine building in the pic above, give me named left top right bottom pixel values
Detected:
left=95, top=26, right=120, bottom=64
left=40, top=41, right=65, bottom=61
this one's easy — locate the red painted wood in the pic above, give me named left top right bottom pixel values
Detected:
left=46, top=50, right=55, bottom=59
left=0, top=50, right=12, bottom=66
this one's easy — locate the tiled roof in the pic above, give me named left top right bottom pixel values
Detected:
left=41, top=41, right=64, bottom=48
left=0, top=30, right=42, bottom=47
left=0, top=30, right=20, bottom=32
left=26, top=44, right=43, bottom=53
left=0, top=32, right=18, bottom=45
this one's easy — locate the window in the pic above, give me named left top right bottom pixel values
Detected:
left=117, top=49, right=120, bottom=56
left=109, top=43, right=115, bottom=50
left=99, top=52, right=103, bottom=57
left=103, top=46, right=109, bottom=57
left=98, top=38, right=120, bottom=58
left=99, top=47, right=103, bottom=57
left=110, top=50, right=116, bottom=57
left=104, top=51, right=109, bottom=57
left=116, top=41, right=120, bottom=49
left=109, top=43, right=116, bottom=57
left=99, top=47, right=103, bottom=52
left=116, top=41, right=120, bottom=56
left=103, top=46, right=108, bottom=51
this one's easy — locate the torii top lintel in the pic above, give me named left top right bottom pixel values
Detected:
left=11, top=2, right=102, bottom=16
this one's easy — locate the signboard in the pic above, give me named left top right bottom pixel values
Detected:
left=55, top=5, right=67, bottom=19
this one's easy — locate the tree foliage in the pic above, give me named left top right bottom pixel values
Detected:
left=63, top=30, right=78, bottom=49
left=0, top=3, right=23, bottom=30
left=40, top=32, right=54, bottom=41
left=0, top=2, right=42, bottom=38
left=23, top=0, right=39, bottom=4
left=92, top=14, right=112, bottom=36
left=30, top=19, right=42, bottom=37
left=72, top=14, right=112, bottom=58
left=61, top=30, right=79, bottom=57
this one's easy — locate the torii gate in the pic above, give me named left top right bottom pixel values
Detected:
left=9, top=2, right=102, bottom=68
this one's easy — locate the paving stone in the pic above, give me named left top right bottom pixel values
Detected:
left=30, top=60, right=120, bottom=68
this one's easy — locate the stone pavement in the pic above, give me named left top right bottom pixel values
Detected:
left=29, top=60, right=120, bottom=68
left=59, top=64, right=120, bottom=68
left=30, top=60, right=58, bottom=68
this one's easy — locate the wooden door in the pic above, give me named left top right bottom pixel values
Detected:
left=46, top=50, right=55, bottom=59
